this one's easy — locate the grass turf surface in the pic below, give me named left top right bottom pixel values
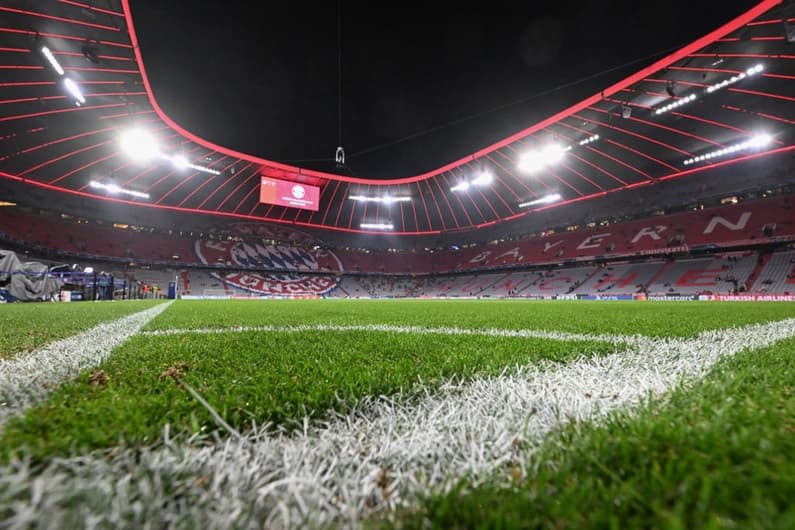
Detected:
left=3, top=299, right=794, bottom=528
left=0, top=300, right=166, bottom=359
left=395, top=336, right=795, bottom=530
left=142, top=299, right=795, bottom=338
left=1, top=329, right=612, bottom=460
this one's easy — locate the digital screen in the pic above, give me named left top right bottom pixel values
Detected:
left=259, top=176, right=319, bottom=211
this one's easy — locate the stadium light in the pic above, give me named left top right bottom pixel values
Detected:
left=89, top=180, right=150, bottom=199
left=683, top=133, right=772, bottom=166
left=41, top=46, right=64, bottom=75
left=119, top=128, right=221, bottom=174
left=172, top=154, right=189, bottom=169
left=168, top=154, right=221, bottom=175
left=360, top=222, right=394, bottom=230
left=653, top=64, right=764, bottom=117
left=450, top=172, right=493, bottom=192
left=706, top=64, right=763, bottom=94
left=578, top=134, right=600, bottom=146
left=518, top=143, right=565, bottom=173
left=749, top=133, right=772, bottom=147
left=518, top=193, right=562, bottom=208
left=518, top=151, right=544, bottom=173
left=63, top=77, right=85, bottom=105
left=120, top=128, right=160, bottom=161
left=471, top=171, right=493, bottom=187
left=653, top=93, right=697, bottom=116
left=349, top=195, right=411, bottom=203
left=542, top=144, right=565, bottom=163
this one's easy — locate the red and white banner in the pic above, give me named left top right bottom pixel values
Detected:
left=260, top=176, right=319, bottom=211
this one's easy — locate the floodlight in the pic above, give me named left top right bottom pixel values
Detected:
left=471, top=171, right=493, bottom=186
left=541, top=144, right=565, bottom=164
left=518, top=192, right=562, bottom=208
left=120, top=128, right=160, bottom=161
left=749, top=133, right=772, bottom=147
left=518, top=151, right=544, bottom=173
left=654, top=93, right=697, bottom=116
left=518, top=143, right=565, bottom=173
left=451, top=181, right=470, bottom=192
left=706, top=64, right=763, bottom=94
left=683, top=132, right=773, bottom=165
left=349, top=195, right=410, bottom=203
left=538, top=192, right=562, bottom=204
left=41, top=46, right=64, bottom=75
left=171, top=156, right=222, bottom=175
left=172, top=154, right=189, bottom=169
left=63, top=77, right=85, bottom=105
left=89, top=180, right=150, bottom=199
left=360, top=222, right=394, bottom=230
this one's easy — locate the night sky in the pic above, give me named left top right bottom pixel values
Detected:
left=130, top=1, right=758, bottom=180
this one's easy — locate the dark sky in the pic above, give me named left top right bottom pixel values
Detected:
left=130, top=1, right=758, bottom=179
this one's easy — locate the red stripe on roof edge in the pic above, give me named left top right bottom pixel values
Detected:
left=122, top=0, right=781, bottom=187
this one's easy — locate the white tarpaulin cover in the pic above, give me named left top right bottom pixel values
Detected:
left=0, top=249, right=63, bottom=302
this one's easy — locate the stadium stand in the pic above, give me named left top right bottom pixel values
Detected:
left=331, top=276, right=425, bottom=298
left=2, top=195, right=794, bottom=276
left=750, top=250, right=795, bottom=295
left=483, top=271, right=545, bottom=298
left=3, top=193, right=795, bottom=299
left=574, top=262, right=664, bottom=295
left=0, top=208, right=195, bottom=264
left=644, top=252, right=758, bottom=295
left=521, top=267, right=597, bottom=297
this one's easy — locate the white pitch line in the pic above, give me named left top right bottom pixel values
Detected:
left=1, top=317, right=794, bottom=530
left=0, top=302, right=172, bottom=428
left=141, top=322, right=640, bottom=345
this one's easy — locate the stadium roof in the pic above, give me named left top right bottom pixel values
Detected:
left=1, top=0, right=793, bottom=236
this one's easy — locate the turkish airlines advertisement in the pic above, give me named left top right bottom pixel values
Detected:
left=260, top=176, right=319, bottom=211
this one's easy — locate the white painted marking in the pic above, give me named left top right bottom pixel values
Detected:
left=1, top=317, right=794, bottom=530
left=0, top=302, right=172, bottom=428
left=141, top=322, right=637, bottom=345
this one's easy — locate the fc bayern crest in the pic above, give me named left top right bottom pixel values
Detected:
left=194, top=227, right=344, bottom=296
left=291, top=184, right=306, bottom=199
